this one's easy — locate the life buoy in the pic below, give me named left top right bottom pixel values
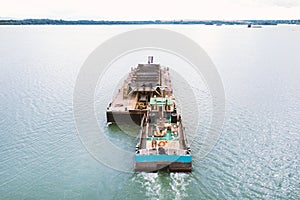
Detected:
left=158, top=141, right=166, bottom=147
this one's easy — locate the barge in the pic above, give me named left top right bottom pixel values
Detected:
left=106, top=56, right=172, bottom=125
left=106, top=57, right=192, bottom=172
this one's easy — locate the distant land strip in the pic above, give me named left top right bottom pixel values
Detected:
left=0, top=19, right=300, bottom=25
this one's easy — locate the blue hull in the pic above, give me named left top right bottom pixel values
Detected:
left=134, top=154, right=192, bottom=172
left=135, top=154, right=192, bottom=163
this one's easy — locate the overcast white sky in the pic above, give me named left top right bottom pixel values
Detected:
left=1, top=0, right=300, bottom=20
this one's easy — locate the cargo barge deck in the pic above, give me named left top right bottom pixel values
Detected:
left=106, top=57, right=192, bottom=172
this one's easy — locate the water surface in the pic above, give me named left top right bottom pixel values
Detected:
left=0, top=25, right=299, bottom=199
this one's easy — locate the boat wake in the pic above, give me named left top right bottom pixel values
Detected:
left=169, top=173, right=191, bottom=200
left=135, top=172, right=161, bottom=200
left=133, top=172, right=191, bottom=200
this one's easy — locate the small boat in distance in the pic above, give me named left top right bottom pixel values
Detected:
left=248, top=23, right=262, bottom=28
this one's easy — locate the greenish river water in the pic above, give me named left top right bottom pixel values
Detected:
left=0, top=25, right=299, bottom=199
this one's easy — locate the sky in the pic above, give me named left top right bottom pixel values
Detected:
left=0, top=0, right=300, bottom=20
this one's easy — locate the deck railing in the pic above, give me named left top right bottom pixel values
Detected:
left=138, top=148, right=188, bottom=156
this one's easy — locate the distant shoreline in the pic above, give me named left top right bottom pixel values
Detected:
left=0, top=19, right=300, bottom=25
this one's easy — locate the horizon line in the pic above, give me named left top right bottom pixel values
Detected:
left=1, top=18, right=300, bottom=21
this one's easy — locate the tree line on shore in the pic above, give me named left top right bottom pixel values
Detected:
left=0, top=19, right=299, bottom=25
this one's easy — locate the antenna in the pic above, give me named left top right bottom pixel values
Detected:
left=148, top=56, right=153, bottom=64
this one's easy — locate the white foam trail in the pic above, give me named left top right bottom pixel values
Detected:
left=169, top=173, right=191, bottom=200
left=136, top=172, right=161, bottom=200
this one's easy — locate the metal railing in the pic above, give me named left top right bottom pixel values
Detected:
left=138, top=148, right=188, bottom=156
